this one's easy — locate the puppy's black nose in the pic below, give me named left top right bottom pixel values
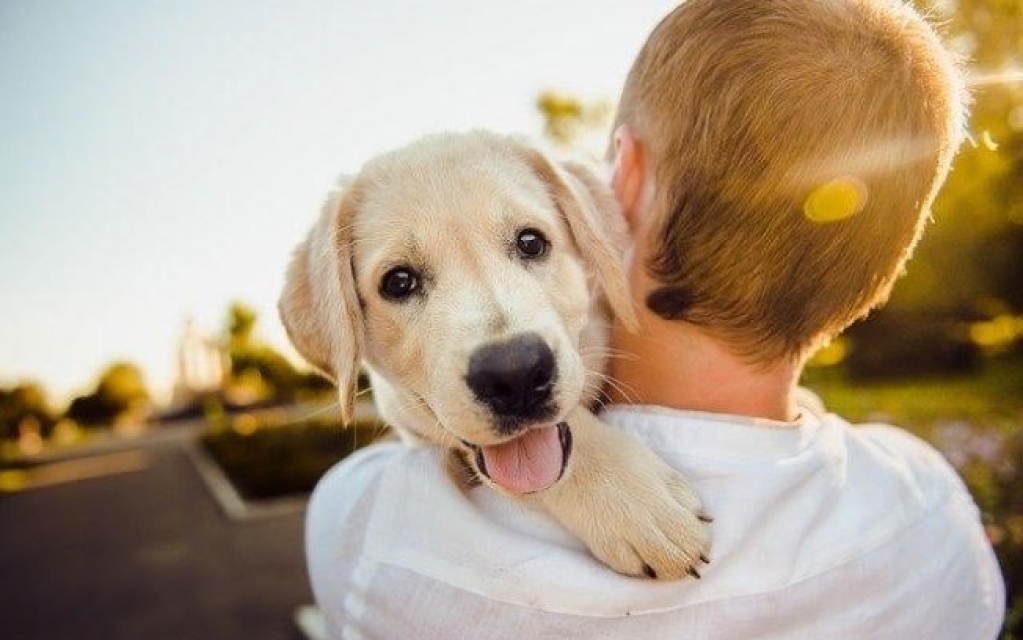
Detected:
left=466, top=333, right=556, bottom=420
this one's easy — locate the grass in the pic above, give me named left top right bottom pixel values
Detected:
left=802, top=353, right=1023, bottom=433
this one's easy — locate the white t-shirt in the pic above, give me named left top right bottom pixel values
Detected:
left=306, top=392, right=1005, bottom=639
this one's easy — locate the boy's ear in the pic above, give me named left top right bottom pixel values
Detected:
left=278, top=182, right=365, bottom=423
left=519, top=145, right=639, bottom=332
left=610, top=125, right=647, bottom=232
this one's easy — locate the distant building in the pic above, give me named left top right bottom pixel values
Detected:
left=170, top=317, right=228, bottom=409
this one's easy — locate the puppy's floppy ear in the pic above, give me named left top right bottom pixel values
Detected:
left=278, top=182, right=365, bottom=423
left=522, top=148, right=639, bottom=332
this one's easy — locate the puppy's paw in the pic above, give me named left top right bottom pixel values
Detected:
left=585, top=466, right=712, bottom=580
left=535, top=408, right=712, bottom=580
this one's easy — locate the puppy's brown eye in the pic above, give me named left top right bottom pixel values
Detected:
left=380, top=267, right=420, bottom=301
left=516, top=228, right=548, bottom=259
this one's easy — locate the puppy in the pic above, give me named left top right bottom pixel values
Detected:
left=279, top=131, right=711, bottom=579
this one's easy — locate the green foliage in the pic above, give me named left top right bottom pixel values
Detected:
left=804, top=352, right=1023, bottom=424
left=890, top=0, right=1023, bottom=314
left=0, top=382, right=55, bottom=441
left=976, top=223, right=1023, bottom=310
left=201, top=414, right=385, bottom=500
left=227, top=301, right=258, bottom=349
left=843, top=309, right=982, bottom=380
left=536, top=90, right=613, bottom=152
left=222, top=301, right=332, bottom=404
left=65, top=362, right=150, bottom=428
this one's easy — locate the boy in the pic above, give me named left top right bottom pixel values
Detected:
left=306, top=0, right=1005, bottom=636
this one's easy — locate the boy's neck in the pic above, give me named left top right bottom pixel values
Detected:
left=606, top=313, right=803, bottom=423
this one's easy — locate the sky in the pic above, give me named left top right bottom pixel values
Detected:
left=0, top=0, right=679, bottom=405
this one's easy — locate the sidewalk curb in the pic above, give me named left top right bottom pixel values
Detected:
left=184, top=441, right=307, bottom=522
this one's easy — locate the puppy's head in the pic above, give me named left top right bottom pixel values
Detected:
left=280, top=132, right=635, bottom=494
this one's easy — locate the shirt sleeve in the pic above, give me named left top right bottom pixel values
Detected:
left=855, top=423, right=1006, bottom=636
left=305, top=441, right=407, bottom=638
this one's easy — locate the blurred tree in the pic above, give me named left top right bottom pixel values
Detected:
left=536, top=90, right=613, bottom=155
left=65, top=362, right=150, bottom=428
left=227, top=302, right=258, bottom=350
left=890, top=0, right=1023, bottom=313
left=0, top=382, right=55, bottom=441
left=222, top=302, right=331, bottom=403
left=975, top=222, right=1023, bottom=311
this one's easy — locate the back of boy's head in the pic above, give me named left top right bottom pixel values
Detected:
left=615, top=0, right=967, bottom=362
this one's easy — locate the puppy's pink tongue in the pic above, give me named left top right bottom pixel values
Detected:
left=481, top=425, right=563, bottom=495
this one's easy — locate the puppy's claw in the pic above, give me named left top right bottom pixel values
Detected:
left=642, top=563, right=657, bottom=579
left=700, top=554, right=710, bottom=564
left=687, top=567, right=701, bottom=580
left=698, top=513, right=714, bottom=523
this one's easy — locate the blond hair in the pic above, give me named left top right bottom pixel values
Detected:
left=615, top=0, right=968, bottom=361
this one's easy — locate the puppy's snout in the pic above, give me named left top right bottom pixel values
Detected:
left=466, top=333, right=557, bottom=420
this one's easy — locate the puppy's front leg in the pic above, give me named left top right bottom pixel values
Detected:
left=533, top=407, right=711, bottom=580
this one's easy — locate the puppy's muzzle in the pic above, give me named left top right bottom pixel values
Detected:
left=465, top=332, right=557, bottom=431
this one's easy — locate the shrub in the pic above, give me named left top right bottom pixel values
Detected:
left=845, top=310, right=980, bottom=380
left=201, top=414, right=387, bottom=501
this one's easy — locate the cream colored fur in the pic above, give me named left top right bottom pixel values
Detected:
left=279, top=131, right=710, bottom=579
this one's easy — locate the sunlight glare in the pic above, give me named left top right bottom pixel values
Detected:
left=968, top=68, right=1023, bottom=88
left=788, top=135, right=938, bottom=192
left=803, top=176, right=868, bottom=224
left=981, top=130, right=1000, bottom=151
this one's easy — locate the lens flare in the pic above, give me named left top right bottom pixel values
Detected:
left=969, top=68, right=1023, bottom=88
left=803, top=176, right=868, bottom=224
left=981, top=130, right=1000, bottom=151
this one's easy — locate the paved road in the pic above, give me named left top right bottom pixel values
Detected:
left=0, top=438, right=313, bottom=640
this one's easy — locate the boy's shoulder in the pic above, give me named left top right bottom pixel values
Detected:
left=842, top=417, right=970, bottom=501
left=307, top=440, right=438, bottom=526
left=797, top=386, right=964, bottom=493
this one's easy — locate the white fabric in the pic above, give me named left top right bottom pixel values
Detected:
left=306, top=392, right=1005, bottom=639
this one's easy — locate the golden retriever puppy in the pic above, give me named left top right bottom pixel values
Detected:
left=279, top=131, right=711, bottom=579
